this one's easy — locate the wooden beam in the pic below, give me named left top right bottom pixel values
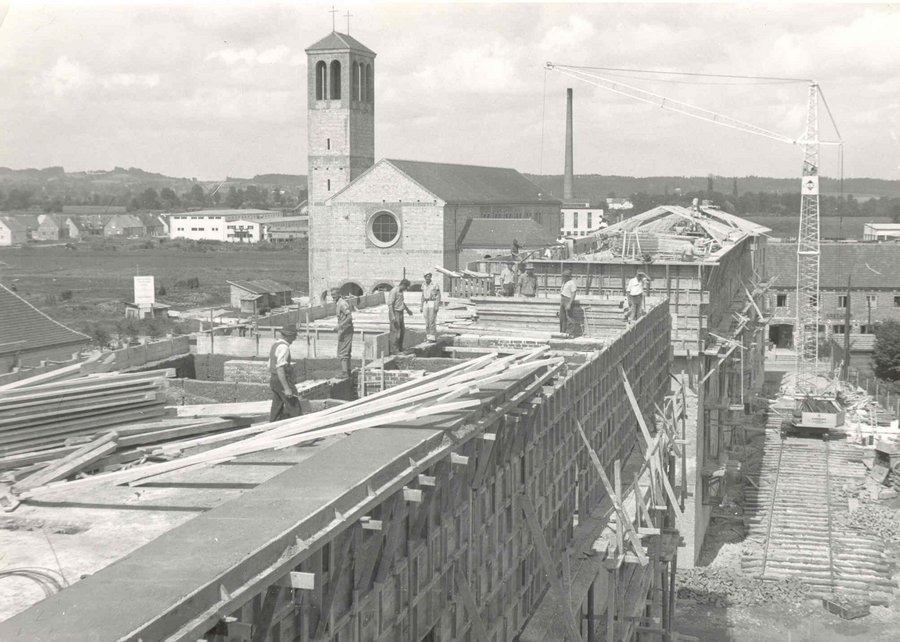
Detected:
left=249, top=585, right=282, bottom=642
left=520, top=493, right=584, bottom=642
left=455, top=565, right=491, bottom=642
left=12, top=431, right=118, bottom=493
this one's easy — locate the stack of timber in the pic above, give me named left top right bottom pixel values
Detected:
left=0, top=369, right=174, bottom=458
left=471, top=296, right=626, bottom=332
left=12, top=348, right=565, bottom=502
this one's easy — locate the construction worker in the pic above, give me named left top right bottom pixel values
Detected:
left=625, top=269, right=649, bottom=322
left=269, top=323, right=302, bottom=422
left=499, top=262, right=516, bottom=296
left=420, top=272, right=441, bottom=341
left=333, top=288, right=353, bottom=378
left=560, top=269, right=577, bottom=334
left=388, top=279, right=412, bottom=353
left=517, top=264, right=538, bottom=297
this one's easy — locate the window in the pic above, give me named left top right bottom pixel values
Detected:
left=327, top=179, right=331, bottom=191
left=573, top=212, right=579, bottom=229
left=861, top=324, right=874, bottom=334
left=837, top=295, right=848, bottom=308
left=330, top=60, right=341, bottom=99
left=587, top=212, right=592, bottom=229
left=776, top=294, right=787, bottom=307
left=327, top=138, right=330, bottom=150
left=866, top=294, right=877, bottom=309
left=315, top=61, right=327, bottom=100
left=833, top=324, right=846, bottom=335
left=894, top=296, right=900, bottom=308
left=367, top=211, right=400, bottom=247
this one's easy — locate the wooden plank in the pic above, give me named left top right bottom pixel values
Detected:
left=455, top=565, right=491, bottom=642
left=175, top=401, right=270, bottom=418
left=13, top=431, right=118, bottom=493
left=249, top=586, right=282, bottom=642
left=574, top=420, right=648, bottom=566
left=520, top=493, right=584, bottom=642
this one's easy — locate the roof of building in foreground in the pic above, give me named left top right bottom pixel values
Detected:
left=386, top=159, right=558, bottom=206
left=574, top=204, right=770, bottom=264
left=226, top=279, right=292, bottom=295
left=768, top=241, right=900, bottom=289
left=0, top=283, right=90, bottom=356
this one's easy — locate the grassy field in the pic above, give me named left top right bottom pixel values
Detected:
left=746, top=215, right=893, bottom=240
left=0, top=238, right=309, bottom=336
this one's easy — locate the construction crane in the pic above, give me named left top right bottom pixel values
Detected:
left=546, top=63, right=842, bottom=395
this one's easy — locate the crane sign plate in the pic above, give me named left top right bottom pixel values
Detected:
left=801, top=176, right=819, bottom=196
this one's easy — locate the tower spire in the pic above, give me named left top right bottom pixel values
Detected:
left=329, top=5, right=338, bottom=32
left=345, top=10, right=353, bottom=34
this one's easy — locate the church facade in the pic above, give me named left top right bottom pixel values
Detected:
left=305, top=31, right=560, bottom=299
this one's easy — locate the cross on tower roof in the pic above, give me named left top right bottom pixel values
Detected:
left=329, top=5, right=338, bottom=32
left=345, top=10, right=353, bottom=34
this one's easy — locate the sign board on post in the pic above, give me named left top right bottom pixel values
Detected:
left=134, top=276, right=156, bottom=308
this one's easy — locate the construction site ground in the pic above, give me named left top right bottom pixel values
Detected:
left=674, top=366, right=900, bottom=641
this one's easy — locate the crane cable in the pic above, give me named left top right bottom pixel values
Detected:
left=556, top=64, right=811, bottom=85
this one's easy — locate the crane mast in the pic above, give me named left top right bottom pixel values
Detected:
left=795, top=83, right=822, bottom=395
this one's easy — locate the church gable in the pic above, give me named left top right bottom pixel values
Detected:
left=327, top=160, right=445, bottom=206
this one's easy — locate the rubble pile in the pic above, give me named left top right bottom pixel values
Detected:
left=676, top=567, right=808, bottom=607
left=836, top=504, right=900, bottom=541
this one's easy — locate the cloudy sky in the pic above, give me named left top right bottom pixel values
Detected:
left=0, top=2, right=897, bottom=180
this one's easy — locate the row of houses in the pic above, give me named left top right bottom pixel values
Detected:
left=0, top=209, right=309, bottom=246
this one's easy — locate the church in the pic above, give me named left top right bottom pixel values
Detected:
left=305, top=31, right=561, bottom=299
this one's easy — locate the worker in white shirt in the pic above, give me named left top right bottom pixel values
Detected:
left=420, top=272, right=441, bottom=341
left=625, top=270, right=649, bottom=322
left=269, top=323, right=302, bottom=421
left=499, top=262, right=516, bottom=296
left=560, top=269, right=577, bottom=334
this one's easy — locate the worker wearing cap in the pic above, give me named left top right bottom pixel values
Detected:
left=269, top=323, right=302, bottom=422
left=517, top=264, right=538, bottom=297
left=332, top=288, right=353, bottom=378
left=560, top=269, right=577, bottom=333
left=420, top=272, right=441, bottom=342
left=625, top=269, right=649, bottom=322
left=388, top=279, right=413, bottom=354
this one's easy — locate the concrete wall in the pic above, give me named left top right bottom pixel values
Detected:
left=194, top=329, right=403, bottom=361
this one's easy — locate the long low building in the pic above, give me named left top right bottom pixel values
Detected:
left=169, top=209, right=284, bottom=242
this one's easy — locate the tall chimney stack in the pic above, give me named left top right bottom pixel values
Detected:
left=563, top=87, right=574, bottom=201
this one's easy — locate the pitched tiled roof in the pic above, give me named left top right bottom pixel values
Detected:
left=0, top=216, right=27, bottom=232
left=305, top=31, right=375, bottom=55
left=0, top=283, right=90, bottom=356
left=387, top=159, right=556, bottom=205
left=227, top=279, right=292, bottom=295
left=459, top=218, right=557, bottom=249
left=768, top=242, right=900, bottom=289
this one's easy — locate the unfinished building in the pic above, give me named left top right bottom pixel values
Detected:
left=0, top=294, right=684, bottom=641
left=469, top=204, right=770, bottom=565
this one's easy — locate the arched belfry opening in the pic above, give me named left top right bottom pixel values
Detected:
left=315, top=61, right=327, bottom=100
left=365, top=64, right=373, bottom=103
left=352, top=62, right=360, bottom=101
left=330, top=60, right=341, bottom=99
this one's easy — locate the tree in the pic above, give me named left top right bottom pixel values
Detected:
left=159, top=187, right=180, bottom=210
left=226, top=186, right=243, bottom=208
left=873, top=320, right=900, bottom=381
left=139, top=188, right=161, bottom=210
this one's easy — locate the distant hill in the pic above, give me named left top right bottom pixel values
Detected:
left=525, top=174, right=900, bottom=203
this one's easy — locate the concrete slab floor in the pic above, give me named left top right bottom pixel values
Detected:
left=0, top=436, right=343, bottom=622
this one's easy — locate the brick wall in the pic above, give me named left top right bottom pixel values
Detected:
left=359, top=368, right=425, bottom=396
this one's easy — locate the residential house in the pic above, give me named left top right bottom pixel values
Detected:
left=34, top=214, right=69, bottom=241
left=137, top=212, right=166, bottom=237
left=65, top=217, right=83, bottom=239
left=104, top=213, right=147, bottom=237
left=0, top=282, right=91, bottom=371
left=227, top=279, right=293, bottom=315
left=0, top=216, right=27, bottom=246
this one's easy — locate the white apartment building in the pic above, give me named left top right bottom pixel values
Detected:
left=168, top=209, right=281, bottom=243
left=560, top=204, right=607, bottom=237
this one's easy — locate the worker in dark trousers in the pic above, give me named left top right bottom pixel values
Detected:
left=388, top=279, right=412, bottom=354
left=269, top=323, right=302, bottom=421
left=333, top=288, right=354, bottom=378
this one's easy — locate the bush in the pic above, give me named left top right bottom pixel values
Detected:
left=60, top=290, right=73, bottom=301
left=157, top=285, right=167, bottom=296
left=873, top=320, right=900, bottom=381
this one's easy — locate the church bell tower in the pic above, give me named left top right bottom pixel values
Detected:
left=306, top=31, right=376, bottom=209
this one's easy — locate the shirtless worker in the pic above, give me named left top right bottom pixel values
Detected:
left=269, top=323, right=302, bottom=421
left=332, top=288, right=353, bottom=378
